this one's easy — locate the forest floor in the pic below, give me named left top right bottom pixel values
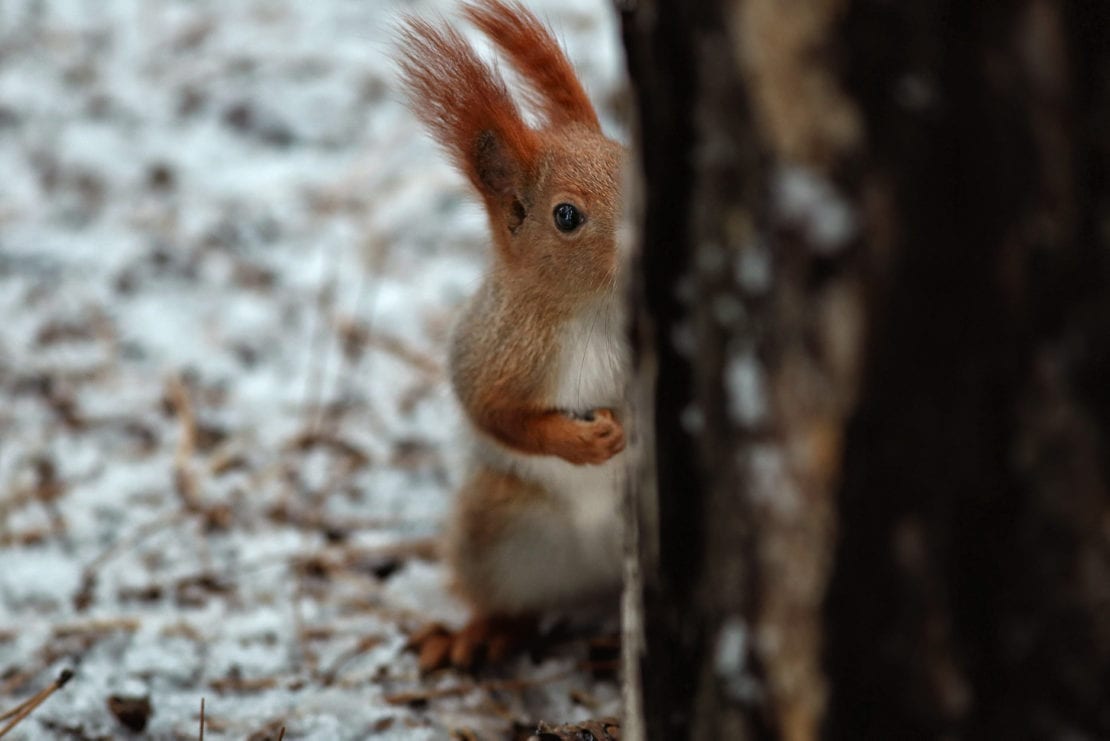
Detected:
left=0, top=1, right=625, bottom=738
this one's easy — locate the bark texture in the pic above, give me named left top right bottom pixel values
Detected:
left=621, top=0, right=763, bottom=737
left=621, top=0, right=864, bottom=738
left=621, top=0, right=1110, bottom=738
left=825, top=1, right=1110, bottom=737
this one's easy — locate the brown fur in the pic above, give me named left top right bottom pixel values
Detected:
left=396, top=1, right=625, bottom=665
left=449, top=272, right=624, bottom=463
left=396, top=16, right=541, bottom=226
left=445, top=465, right=553, bottom=610
left=397, top=0, right=623, bottom=461
left=462, top=0, right=600, bottom=131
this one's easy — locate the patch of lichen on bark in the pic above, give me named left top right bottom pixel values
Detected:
left=728, top=0, right=861, bottom=166
left=724, top=2, right=867, bottom=739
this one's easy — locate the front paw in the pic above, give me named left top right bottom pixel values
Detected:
left=558, top=408, right=625, bottom=465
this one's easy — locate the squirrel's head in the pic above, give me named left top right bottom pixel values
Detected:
left=397, top=0, right=622, bottom=302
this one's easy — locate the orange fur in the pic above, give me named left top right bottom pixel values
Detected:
left=397, top=0, right=624, bottom=476
left=445, top=465, right=549, bottom=609
left=396, top=17, right=541, bottom=209
left=463, top=0, right=600, bottom=131
left=397, top=1, right=627, bottom=665
left=476, top=407, right=624, bottom=464
left=398, top=0, right=624, bottom=464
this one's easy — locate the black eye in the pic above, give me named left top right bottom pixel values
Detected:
left=553, top=203, right=584, bottom=233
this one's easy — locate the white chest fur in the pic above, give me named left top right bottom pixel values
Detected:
left=549, top=298, right=628, bottom=415
left=502, top=296, right=629, bottom=495
left=467, top=298, right=630, bottom=606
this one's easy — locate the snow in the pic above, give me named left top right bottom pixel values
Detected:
left=713, top=616, right=759, bottom=703
left=734, top=240, right=772, bottom=295
left=725, top=349, right=767, bottom=428
left=713, top=616, right=748, bottom=675
left=745, top=445, right=800, bottom=517
left=772, top=164, right=857, bottom=252
left=0, top=0, right=625, bottom=737
left=0, top=551, right=83, bottom=609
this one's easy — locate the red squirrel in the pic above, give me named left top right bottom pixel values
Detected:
left=397, top=0, right=628, bottom=670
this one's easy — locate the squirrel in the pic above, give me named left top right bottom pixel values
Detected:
left=396, top=0, right=628, bottom=670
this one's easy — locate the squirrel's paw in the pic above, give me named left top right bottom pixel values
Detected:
left=557, top=408, right=625, bottom=465
left=407, top=615, right=536, bottom=673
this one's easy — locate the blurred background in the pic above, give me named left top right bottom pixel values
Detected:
left=0, top=0, right=625, bottom=737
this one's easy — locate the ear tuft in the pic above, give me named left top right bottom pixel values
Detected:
left=463, top=0, right=600, bottom=131
left=395, top=16, right=540, bottom=202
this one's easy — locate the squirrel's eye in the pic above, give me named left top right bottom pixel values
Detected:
left=553, top=203, right=584, bottom=233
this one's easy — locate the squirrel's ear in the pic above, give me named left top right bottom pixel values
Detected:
left=474, top=130, right=530, bottom=232
left=475, top=130, right=516, bottom=196
left=464, top=0, right=600, bottom=131
left=396, top=16, right=539, bottom=219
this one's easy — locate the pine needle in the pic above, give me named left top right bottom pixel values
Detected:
left=0, top=669, right=74, bottom=738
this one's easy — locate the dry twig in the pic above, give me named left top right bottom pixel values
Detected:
left=166, top=374, right=203, bottom=511
left=73, top=512, right=186, bottom=610
left=0, top=669, right=74, bottom=738
left=335, top=318, right=442, bottom=379
left=319, top=634, right=386, bottom=684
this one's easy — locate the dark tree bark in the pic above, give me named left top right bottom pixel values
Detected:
left=825, top=2, right=1110, bottom=738
left=619, top=0, right=762, bottom=738
left=621, top=0, right=863, bottom=739
left=620, top=0, right=1110, bottom=739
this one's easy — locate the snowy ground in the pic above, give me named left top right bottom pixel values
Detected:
left=0, top=1, right=625, bottom=737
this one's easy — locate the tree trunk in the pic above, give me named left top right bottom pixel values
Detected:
left=825, top=2, right=1110, bottom=737
left=620, top=0, right=1110, bottom=739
